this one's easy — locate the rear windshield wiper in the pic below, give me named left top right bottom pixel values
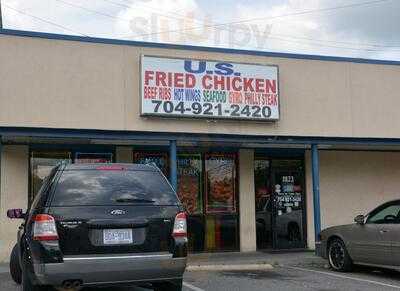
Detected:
left=114, top=197, right=156, bottom=204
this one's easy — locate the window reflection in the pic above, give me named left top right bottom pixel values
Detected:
left=30, top=151, right=71, bottom=202
left=52, top=170, right=177, bottom=206
left=134, top=152, right=169, bottom=176
left=75, top=152, right=113, bottom=164
left=205, top=215, right=239, bottom=251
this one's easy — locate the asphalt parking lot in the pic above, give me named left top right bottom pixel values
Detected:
left=184, top=266, right=400, bottom=291
left=2, top=262, right=400, bottom=291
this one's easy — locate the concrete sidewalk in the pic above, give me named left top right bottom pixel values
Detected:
left=187, top=251, right=327, bottom=271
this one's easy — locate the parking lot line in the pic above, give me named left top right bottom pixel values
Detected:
left=183, top=281, right=206, bottom=291
left=286, top=266, right=400, bottom=289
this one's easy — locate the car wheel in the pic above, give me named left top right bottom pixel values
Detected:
left=10, top=244, right=22, bottom=284
left=22, top=253, right=42, bottom=291
left=328, top=238, right=353, bottom=272
left=153, top=279, right=183, bottom=291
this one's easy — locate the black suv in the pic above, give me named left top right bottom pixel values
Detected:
left=7, top=163, right=187, bottom=291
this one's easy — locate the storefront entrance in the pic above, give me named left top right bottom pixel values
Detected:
left=29, top=146, right=305, bottom=252
left=255, top=158, right=306, bottom=250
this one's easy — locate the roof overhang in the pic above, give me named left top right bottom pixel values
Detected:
left=1, top=127, right=400, bottom=151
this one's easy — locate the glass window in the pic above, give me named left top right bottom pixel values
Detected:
left=255, top=159, right=271, bottom=212
left=188, top=216, right=205, bottom=252
left=177, top=154, right=203, bottom=214
left=205, top=215, right=239, bottom=251
left=367, top=203, right=400, bottom=224
left=29, top=167, right=58, bottom=215
left=30, top=151, right=71, bottom=202
left=131, top=150, right=239, bottom=252
left=205, top=153, right=237, bottom=213
left=52, top=169, right=178, bottom=206
left=74, top=152, right=113, bottom=164
left=134, top=152, right=169, bottom=176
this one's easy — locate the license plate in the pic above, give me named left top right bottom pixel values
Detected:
left=103, top=229, right=133, bottom=245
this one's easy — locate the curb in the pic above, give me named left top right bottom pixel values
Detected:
left=186, top=264, right=274, bottom=272
left=0, top=266, right=8, bottom=274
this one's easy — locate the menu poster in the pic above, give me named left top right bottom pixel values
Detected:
left=205, top=154, right=236, bottom=213
left=134, top=152, right=168, bottom=176
left=275, top=174, right=303, bottom=211
left=177, top=154, right=202, bottom=214
left=275, top=192, right=302, bottom=209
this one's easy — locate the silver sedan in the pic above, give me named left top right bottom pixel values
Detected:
left=317, top=199, right=400, bottom=272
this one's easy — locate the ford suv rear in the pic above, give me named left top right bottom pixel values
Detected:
left=7, top=163, right=187, bottom=291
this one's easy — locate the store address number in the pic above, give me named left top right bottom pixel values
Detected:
left=151, top=100, right=272, bottom=118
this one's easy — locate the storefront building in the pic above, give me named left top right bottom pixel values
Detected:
left=1, top=29, right=400, bottom=262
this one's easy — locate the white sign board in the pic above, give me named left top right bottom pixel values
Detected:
left=141, top=56, right=279, bottom=121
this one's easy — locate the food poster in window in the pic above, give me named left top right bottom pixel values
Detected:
left=74, top=152, right=113, bottom=164
left=205, top=153, right=237, bottom=213
left=177, top=154, right=203, bottom=214
left=133, top=152, right=169, bottom=176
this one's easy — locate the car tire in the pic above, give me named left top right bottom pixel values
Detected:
left=22, top=253, right=42, bottom=291
left=10, top=244, right=22, bottom=284
left=328, top=238, right=353, bottom=272
left=153, top=279, right=183, bottom=291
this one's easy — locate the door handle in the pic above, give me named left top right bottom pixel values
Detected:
left=380, top=229, right=389, bottom=233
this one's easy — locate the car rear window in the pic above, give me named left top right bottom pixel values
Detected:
left=51, top=169, right=179, bottom=206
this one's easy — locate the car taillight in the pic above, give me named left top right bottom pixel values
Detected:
left=33, top=214, right=59, bottom=241
left=172, top=212, right=187, bottom=238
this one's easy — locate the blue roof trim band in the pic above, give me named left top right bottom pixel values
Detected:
left=2, top=126, right=400, bottom=146
left=1, top=28, right=400, bottom=66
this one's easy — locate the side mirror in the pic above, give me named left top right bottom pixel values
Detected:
left=7, top=209, right=25, bottom=219
left=354, top=214, right=365, bottom=225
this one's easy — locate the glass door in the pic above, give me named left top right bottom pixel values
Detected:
left=271, top=160, right=306, bottom=249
